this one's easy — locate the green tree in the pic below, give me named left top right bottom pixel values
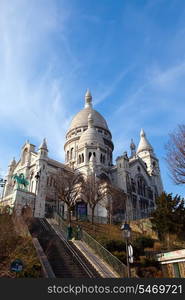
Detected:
left=151, top=192, right=185, bottom=247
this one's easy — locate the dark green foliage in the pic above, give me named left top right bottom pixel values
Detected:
left=140, top=257, right=160, bottom=268
left=111, top=251, right=127, bottom=264
left=137, top=258, right=162, bottom=278
left=151, top=192, right=185, bottom=241
left=100, top=239, right=127, bottom=264
left=10, top=237, right=42, bottom=278
left=134, top=236, right=154, bottom=250
left=102, top=239, right=126, bottom=252
left=133, top=236, right=154, bottom=256
left=137, top=266, right=162, bottom=278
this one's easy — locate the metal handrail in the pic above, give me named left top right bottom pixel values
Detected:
left=53, top=211, right=68, bottom=238
left=53, top=211, right=127, bottom=277
left=82, top=229, right=127, bottom=277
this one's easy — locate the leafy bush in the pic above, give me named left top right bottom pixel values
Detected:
left=133, top=236, right=154, bottom=256
left=102, top=239, right=126, bottom=253
left=111, top=251, right=127, bottom=264
left=140, top=257, right=160, bottom=268
left=137, top=266, right=161, bottom=278
left=136, top=257, right=162, bottom=278
left=9, top=237, right=42, bottom=278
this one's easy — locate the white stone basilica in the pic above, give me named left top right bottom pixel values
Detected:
left=1, top=90, right=163, bottom=222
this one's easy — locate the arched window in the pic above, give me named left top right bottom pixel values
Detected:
left=93, top=152, right=96, bottom=157
left=82, top=153, right=84, bottom=163
left=67, top=151, right=69, bottom=161
left=131, top=178, right=136, bottom=193
left=137, top=175, right=147, bottom=196
left=137, top=177, right=142, bottom=195
left=70, top=148, right=74, bottom=160
left=147, top=187, right=153, bottom=200
left=100, top=153, right=103, bottom=163
left=89, top=152, right=92, bottom=160
left=22, top=148, right=28, bottom=165
left=79, top=155, right=81, bottom=164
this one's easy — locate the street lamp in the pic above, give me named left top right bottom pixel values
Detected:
left=33, top=171, right=41, bottom=216
left=121, top=222, right=132, bottom=277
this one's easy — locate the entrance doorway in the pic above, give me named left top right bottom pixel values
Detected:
left=76, top=202, right=87, bottom=220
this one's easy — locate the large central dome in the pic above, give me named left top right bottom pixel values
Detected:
left=68, top=90, right=109, bottom=132
left=69, top=107, right=109, bottom=131
left=64, top=90, right=114, bottom=169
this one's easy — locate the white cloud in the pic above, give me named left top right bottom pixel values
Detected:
left=94, top=66, right=133, bottom=105
left=149, top=61, right=185, bottom=89
left=114, top=60, right=185, bottom=127
left=0, top=0, right=77, bottom=162
left=106, top=58, right=185, bottom=171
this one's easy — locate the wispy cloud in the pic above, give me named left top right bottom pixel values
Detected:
left=94, top=66, right=133, bottom=105
left=109, top=58, right=185, bottom=170
left=150, top=60, right=185, bottom=89
left=115, top=59, right=185, bottom=123
left=0, top=0, right=78, bottom=162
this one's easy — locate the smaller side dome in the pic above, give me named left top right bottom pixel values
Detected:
left=78, top=113, right=104, bottom=148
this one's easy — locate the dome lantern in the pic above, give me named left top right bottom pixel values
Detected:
left=85, top=89, right=92, bottom=108
left=88, top=113, right=93, bottom=128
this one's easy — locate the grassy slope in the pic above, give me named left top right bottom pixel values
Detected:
left=0, top=214, right=42, bottom=278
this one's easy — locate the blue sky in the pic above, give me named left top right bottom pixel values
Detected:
left=0, top=0, right=185, bottom=197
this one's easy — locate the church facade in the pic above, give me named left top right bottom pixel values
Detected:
left=1, top=90, right=163, bottom=222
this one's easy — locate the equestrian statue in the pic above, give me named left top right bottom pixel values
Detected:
left=12, top=173, right=29, bottom=191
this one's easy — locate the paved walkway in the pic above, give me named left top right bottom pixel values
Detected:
left=47, top=218, right=119, bottom=278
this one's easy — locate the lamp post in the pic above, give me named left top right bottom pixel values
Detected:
left=33, top=171, right=40, bottom=216
left=121, top=222, right=131, bottom=278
